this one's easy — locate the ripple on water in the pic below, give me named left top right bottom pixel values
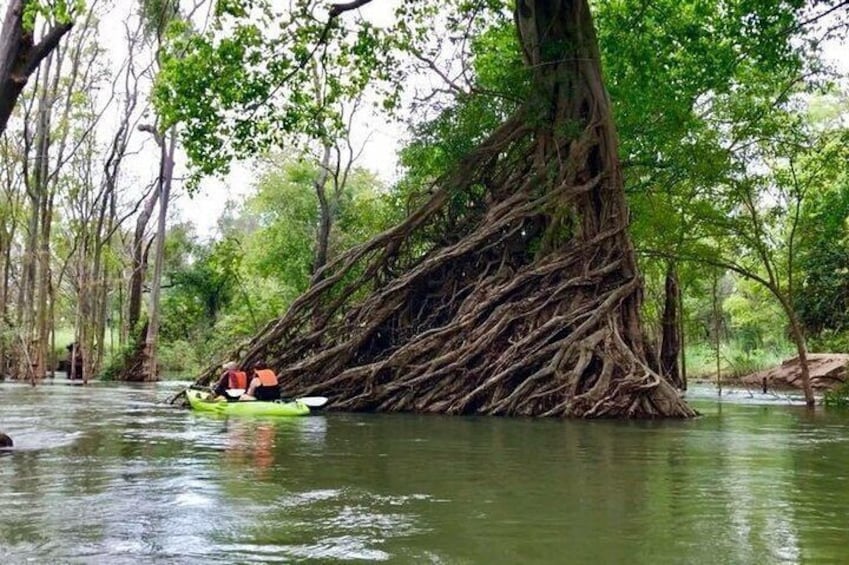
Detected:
left=221, top=538, right=391, bottom=562
left=4, top=380, right=849, bottom=564
left=0, top=429, right=83, bottom=451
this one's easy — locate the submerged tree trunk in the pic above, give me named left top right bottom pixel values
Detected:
left=660, top=263, right=684, bottom=389
left=189, top=0, right=695, bottom=418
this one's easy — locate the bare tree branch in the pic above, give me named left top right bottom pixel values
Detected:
left=328, top=0, right=375, bottom=18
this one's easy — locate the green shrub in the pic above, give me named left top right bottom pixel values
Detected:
left=99, top=338, right=139, bottom=381
left=157, top=339, right=200, bottom=377
left=824, top=381, right=849, bottom=408
left=685, top=340, right=793, bottom=379
left=808, top=329, right=849, bottom=354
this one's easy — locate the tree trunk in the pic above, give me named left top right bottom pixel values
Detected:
left=33, top=187, right=54, bottom=377
left=0, top=220, right=9, bottom=377
left=678, top=279, right=687, bottom=390
left=187, top=0, right=695, bottom=418
left=660, top=263, right=683, bottom=389
left=712, top=270, right=722, bottom=396
left=16, top=54, right=53, bottom=379
left=313, top=143, right=333, bottom=275
left=140, top=127, right=177, bottom=381
left=0, top=0, right=72, bottom=134
left=128, top=191, right=158, bottom=331
left=780, top=296, right=815, bottom=407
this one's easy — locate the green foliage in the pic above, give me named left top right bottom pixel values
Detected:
left=808, top=330, right=849, bottom=355
left=157, top=339, right=199, bottom=376
left=154, top=4, right=394, bottom=183
left=685, top=339, right=793, bottom=379
left=99, top=330, right=144, bottom=382
left=154, top=154, right=395, bottom=362
left=241, top=158, right=321, bottom=288
left=398, top=36, right=526, bottom=196
left=823, top=381, right=849, bottom=408
left=794, top=130, right=849, bottom=334
left=335, top=169, right=400, bottom=246
left=158, top=235, right=243, bottom=362
left=596, top=0, right=823, bottom=352
left=22, top=0, right=83, bottom=30
left=154, top=0, right=517, bottom=184
left=723, top=278, right=786, bottom=353
left=138, top=0, right=179, bottom=40
left=213, top=277, right=293, bottom=341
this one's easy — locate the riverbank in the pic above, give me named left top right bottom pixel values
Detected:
left=692, top=353, right=849, bottom=392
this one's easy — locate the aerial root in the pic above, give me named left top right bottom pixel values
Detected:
left=180, top=111, right=694, bottom=419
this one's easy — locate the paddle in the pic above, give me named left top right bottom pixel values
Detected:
left=227, top=388, right=328, bottom=408
left=296, top=396, right=328, bottom=408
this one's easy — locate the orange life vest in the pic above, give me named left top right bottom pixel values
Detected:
left=228, top=370, right=247, bottom=389
left=254, top=369, right=278, bottom=387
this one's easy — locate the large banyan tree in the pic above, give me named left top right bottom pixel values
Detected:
left=183, top=0, right=696, bottom=418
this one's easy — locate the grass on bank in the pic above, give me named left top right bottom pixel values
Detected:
left=685, top=340, right=795, bottom=381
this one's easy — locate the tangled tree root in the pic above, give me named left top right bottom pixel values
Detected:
left=184, top=112, right=695, bottom=418
left=183, top=0, right=696, bottom=418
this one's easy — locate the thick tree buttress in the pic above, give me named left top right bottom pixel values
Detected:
left=188, top=0, right=695, bottom=418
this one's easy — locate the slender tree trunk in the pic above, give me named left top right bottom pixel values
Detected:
left=0, top=133, right=21, bottom=379
left=678, top=280, right=687, bottom=390
left=71, top=267, right=83, bottom=380
left=777, top=295, right=815, bottom=407
left=48, top=279, right=55, bottom=377
left=128, top=188, right=158, bottom=330
left=712, top=270, right=722, bottom=396
left=16, top=54, right=53, bottom=379
left=313, top=143, right=333, bottom=274
left=0, top=225, right=7, bottom=377
left=142, top=127, right=177, bottom=381
left=660, top=263, right=683, bottom=389
left=118, top=273, right=125, bottom=348
left=0, top=199, right=18, bottom=379
left=34, top=189, right=54, bottom=377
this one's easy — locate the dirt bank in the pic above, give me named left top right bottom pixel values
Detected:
left=739, top=354, right=849, bottom=391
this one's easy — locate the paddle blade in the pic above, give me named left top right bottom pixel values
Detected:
left=298, top=396, right=328, bottom=408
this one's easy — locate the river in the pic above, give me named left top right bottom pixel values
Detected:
left=1, top=381, right=848, bottom=563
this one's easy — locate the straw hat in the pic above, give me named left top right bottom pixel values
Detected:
left=222, top=361, right=238, bottom=370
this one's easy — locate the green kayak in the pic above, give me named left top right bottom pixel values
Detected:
left=185, top=389, right=311, bottom=417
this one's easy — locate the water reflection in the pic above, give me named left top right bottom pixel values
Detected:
left=2, top=381, right=849, bottom=563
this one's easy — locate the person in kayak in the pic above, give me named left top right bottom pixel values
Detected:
left=212, top=361, right=248, bottom=400
left=239, top=363, right=281, bottom=401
